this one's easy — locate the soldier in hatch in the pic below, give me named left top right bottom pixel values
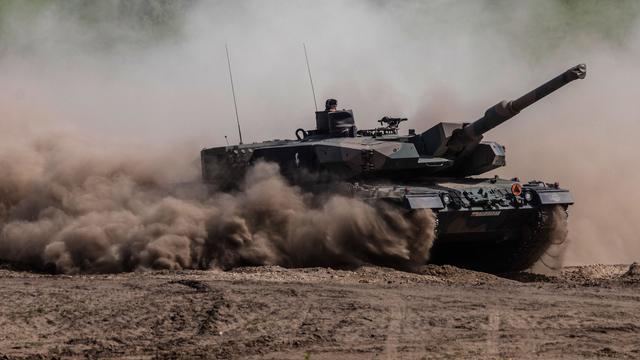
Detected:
left=325, top=98, right=338, bottom=112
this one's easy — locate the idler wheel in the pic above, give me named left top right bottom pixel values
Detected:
left=295, top=128, right=308, bottom=140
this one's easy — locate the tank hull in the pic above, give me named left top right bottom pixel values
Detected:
left=353, top=178, right=571, bottom=272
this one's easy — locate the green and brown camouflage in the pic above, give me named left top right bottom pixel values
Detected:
left=201, top=64, right=586, bottom=272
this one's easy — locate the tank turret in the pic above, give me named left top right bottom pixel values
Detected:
left=416, top=64, right=586, bottom=175
left=202, top=64, right=586, bottom=181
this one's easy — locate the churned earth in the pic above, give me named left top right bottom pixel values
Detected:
left=0, top=263, right=639, bottom=360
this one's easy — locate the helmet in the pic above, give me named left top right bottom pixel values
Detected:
left=325, top=98, right=337, bottom=111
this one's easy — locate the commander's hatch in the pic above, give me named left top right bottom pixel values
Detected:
left=315, top=110, right=355, bottom=134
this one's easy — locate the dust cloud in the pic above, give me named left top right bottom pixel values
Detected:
left=530, top=206, right=569, bottom=274
left=0, top=130, right=435, bottom=273
left=0, top=1, right=639, bottom=268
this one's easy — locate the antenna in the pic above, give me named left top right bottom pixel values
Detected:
left=225, top=43, right=243, bottom=144
left=224, top=135, right=229, bottom=146
left=303, top=43, right=318, bottom=111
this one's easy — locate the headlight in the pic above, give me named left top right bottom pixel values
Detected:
left=441, top=194, right=452, bottom=205
left=524, top=191, right=533, bottom=202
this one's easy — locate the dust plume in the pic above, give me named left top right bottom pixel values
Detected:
left=0, top=131, right=435, bottom=273
left=530, top=206, right=569, bottom=275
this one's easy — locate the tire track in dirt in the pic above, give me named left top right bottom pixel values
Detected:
left=484, top=305, right=500, bottom=356
left=383, top=293, right=406, bottom=359
left=196, top=296, right=225, bottom=336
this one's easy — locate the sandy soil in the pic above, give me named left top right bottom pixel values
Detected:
left=0, top=263, right=639, bottom=360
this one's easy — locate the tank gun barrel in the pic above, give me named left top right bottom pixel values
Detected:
left=463, top=63, right=586, bottom=139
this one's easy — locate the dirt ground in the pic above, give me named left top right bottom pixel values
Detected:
left=0, top=263, right=639, bottom=360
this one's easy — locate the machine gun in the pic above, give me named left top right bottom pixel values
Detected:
left=358, top=116, right=408, bottom=136
left=378, top=116, right=407, bottom=129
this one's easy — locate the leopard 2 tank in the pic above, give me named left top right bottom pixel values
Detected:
left=201, top=64, right=586, bottom=273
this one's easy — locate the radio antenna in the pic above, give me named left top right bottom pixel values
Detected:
left=303, top=43, right=318, bottom=111
left=225, top=44, right=243, bottom=144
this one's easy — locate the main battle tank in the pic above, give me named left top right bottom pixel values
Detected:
left=201, top=64, right=586, bottom=273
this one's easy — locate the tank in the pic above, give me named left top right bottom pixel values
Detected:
left=201, top=64, right=586, bottom=273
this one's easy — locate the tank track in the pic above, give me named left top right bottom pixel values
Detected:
left=430, top=205, right=569, bottom=273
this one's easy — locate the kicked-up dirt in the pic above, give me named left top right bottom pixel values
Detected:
left=0, top=263, right=639, bottom=359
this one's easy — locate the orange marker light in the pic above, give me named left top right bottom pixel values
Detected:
left=511, top=183, right=523, bottom=196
